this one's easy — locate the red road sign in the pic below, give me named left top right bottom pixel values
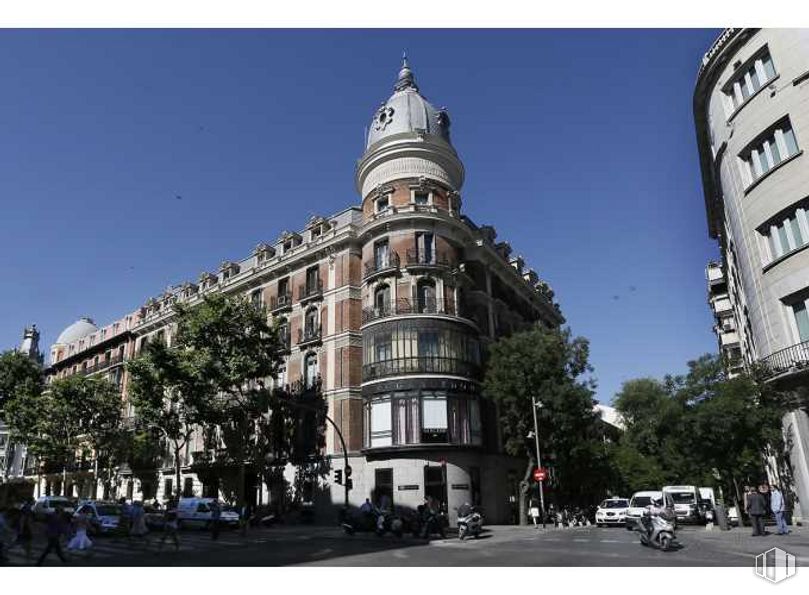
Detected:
left=533, top=468, right=547, bottom=482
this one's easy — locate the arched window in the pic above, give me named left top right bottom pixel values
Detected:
left=304, top=352, right=319, bottom=388
left=416, top=279, right=436, bottom=313
left=374, top=284, right=391, bottom=315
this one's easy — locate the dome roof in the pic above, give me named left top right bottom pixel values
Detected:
left=366, top=56, right=451, bottom=150
left=55, top=317, right=97, bottom=345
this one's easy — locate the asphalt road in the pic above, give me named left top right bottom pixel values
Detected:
left=4, top=522, right=807, bottom=567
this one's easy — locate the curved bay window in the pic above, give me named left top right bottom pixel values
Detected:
left=363, top=390, right=482, bottom=449
left=363, top=319, right=481, bottom=381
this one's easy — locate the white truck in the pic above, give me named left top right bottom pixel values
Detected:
left=662, top=485, right=703, bottom=524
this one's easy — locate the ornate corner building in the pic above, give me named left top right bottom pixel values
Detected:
left=695, top=29, right=809, bottom=517
left=32, top=59, right=563, bottom=523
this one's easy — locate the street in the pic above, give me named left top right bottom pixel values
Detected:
left=4, top=522, right=807, bottom=567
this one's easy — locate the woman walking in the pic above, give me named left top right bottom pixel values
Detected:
left=157, top=503, right=180, bottom=552
left=15, top=500, right=34, bottom=561
left=67, top=509, right=94, bottom=554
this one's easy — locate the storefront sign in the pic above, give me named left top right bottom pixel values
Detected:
left=397, top=484, right=420, bottom=491
left=451, top=484, right=469, bottom=490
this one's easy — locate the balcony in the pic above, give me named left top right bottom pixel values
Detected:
left=270, top=292, right=293, bottom=313
left=298, top=280, right=323, bottom=304
left=706, top=262, right=725, bottom=285
left=711, top=296, right=733, bottom=315
left=278, top=330, right=292, bottom=353
left=719, top=329, right=740, bottom=347
left=362, top=297, right=464, bottom=325
left=79, top=353, right=125, bottom=376
left=759, top=340, right=809, bottom=381
left=363, top=252, right=400, bottom=282
left=404, top=249, right=455, bottom=271
left=298, top=325, right=322, bottom=348
left=362, top=356, right=480, bottom=382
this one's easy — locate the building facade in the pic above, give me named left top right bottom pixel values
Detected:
left=34, top=59, right=562, bottom=523
left=695, top=28, right=809, bottom=517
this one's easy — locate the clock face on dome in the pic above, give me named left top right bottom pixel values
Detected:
left=374, top=106, right=395, bottom=131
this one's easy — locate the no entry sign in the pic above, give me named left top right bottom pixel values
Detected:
left=533, top=468, right=547, bottom=482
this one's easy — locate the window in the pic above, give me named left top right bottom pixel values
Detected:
left=251, top=289, right=263, bottom=308
left=275, top=364, right=287, bottom=389
left=374, top=332, right=392, bottom=362
left=374, top=284, right=391, bottom=314
left=370, top=399, right=392, bottom=447
left=413, top=191, right=430, bottom=205
left=723, top=49, right=777, bottom=114
left=374, top=240, right=390, bottom=269
left=415, top=232, right=434, bottom=264
left=760, top=203, right=809, bottom=264
left=740, top=119, right=800, bottom=187
left=304, top=307, right=319, bottom=337
left=792, top=300, right=809, bottom=343
left=278, top=277, right=289, bottom=296
left=306, top=266, right=319, bottom=289
left=422, top=393, right=448, bottom=443
left=416, top=280, right=437, bottom=312
left=375, top=194, right=390, bottom=213
left=183, top=477, right=195, bottom=498
left=304, top=353, right=319, bottom=388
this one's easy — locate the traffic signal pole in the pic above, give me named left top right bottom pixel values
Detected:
left=532, top=397, right=546, bottom=528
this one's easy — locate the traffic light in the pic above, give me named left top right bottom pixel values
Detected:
left=346, top=478, right=353, bottom=490
left=334, top=469, right=343, bottom=485
left=345, top=465, right=352, bottom=478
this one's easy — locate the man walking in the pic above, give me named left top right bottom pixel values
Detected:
left=747, top=485, right=767, bottom=537
left=210, top=500, right=221, bottom=541
left=36, top=505, right=69, bottom=565
left=770, top=485, right=789, bottom=535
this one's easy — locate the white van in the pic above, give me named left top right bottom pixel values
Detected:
left=625, top=491, right=674, bottom=529
left=176, top=498, right=240, bottom=529
left=662, top=485, right=703, bottom=524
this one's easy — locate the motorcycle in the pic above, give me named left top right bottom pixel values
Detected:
left=457, top=506, right=483, bottom=540
left=632, top=511, right=679, bottom=551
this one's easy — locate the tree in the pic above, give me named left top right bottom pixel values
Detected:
left=483, top=326, right=609, bottom=524
left=127, top=340, right=213, bottom=500
left=170, top=293, right=284, bottom=507
left=0, top=350, right=43, bottom=414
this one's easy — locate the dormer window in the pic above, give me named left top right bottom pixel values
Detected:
left=311, top=226, right=322, bottom=240
left=375, top=194, right=390, bottom=213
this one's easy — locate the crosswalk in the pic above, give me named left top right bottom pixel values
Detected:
left=2, top=530, right=255, bottom=566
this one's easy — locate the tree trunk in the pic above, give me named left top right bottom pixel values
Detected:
left=518, top=456, right=535, bottom=526
left=174, top=443, right=182, bottom=499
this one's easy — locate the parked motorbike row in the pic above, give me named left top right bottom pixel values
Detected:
left=342, top=503, right=483, bottom=540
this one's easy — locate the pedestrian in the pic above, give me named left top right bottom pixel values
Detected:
left=770, top=484, right=789, bottom=535
left=0, top=507, right=11, bottom=563
left=67, top=509, right=94, bottom=554
left=129, top=501, right=149, bottom=544
left=747, top=485, right=767, bottom=537
left=36, top=505, right=69, bottom=566
left=14, top=499, right=34, bottom=561
left=119, top=497, right=132, bottom=539
left=210, top=500, right=221, bottom=541
left=157, top=503, right=180, bottom=552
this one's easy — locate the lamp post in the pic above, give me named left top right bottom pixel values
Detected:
left=531, top=397, right=546, bottom=528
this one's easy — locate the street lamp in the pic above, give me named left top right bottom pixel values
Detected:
left=531, top=397, right=546, bottom=528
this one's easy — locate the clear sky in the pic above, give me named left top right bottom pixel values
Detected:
left=0, top=29, right=721, bottom=404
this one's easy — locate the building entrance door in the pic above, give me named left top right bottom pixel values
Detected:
left=424, top=464, right=447, bottom=512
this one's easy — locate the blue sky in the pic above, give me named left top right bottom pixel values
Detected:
left=0, top=29, right=721, bottom=404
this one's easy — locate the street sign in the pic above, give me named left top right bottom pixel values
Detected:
left=533, top=468, right=547, bottom=482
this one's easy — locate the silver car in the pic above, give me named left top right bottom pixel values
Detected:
left=74, top=501, right=122, bottom=535
left=32, top=496, right=76, bottom=521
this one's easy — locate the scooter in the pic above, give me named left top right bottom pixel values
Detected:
left=457, top=507, right=483, bottom=540
left=633, top=512, right=679, bottom=551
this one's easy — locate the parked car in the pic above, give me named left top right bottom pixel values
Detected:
left=32, top=496, right=76, bottom=521
left=73, top=501, right=121, bottom=535
left=662, top=485, right=703, bottom=524
left=595, top=497, right=630, bottom=527
left=176, top=497, right=240, bottom=529
left=144, top=503, right=167, bottom=530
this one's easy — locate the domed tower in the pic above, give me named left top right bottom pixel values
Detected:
left=356, top=58, right=484, bottom=520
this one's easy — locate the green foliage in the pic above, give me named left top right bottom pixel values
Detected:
left=0, top=350, right=43, bottom=414
left=483, top=326, right=610, bottom=513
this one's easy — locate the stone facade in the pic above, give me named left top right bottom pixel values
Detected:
left=695, top=28, right=809, bottom=519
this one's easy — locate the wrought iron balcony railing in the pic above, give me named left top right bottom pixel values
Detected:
left=270, top=292, right=293, bottom=312
left=404, top=249, right=455, bottom=269
left=298, top=325, right=322, bottom=346
left=298, top=279, right=323, bottom=302
left=362, top=356, right=480, bottom=382
left=363, top=251, right=401, bottom=280
left=759, top=340, right=809, bottom=380
left=361, top=297, right=461, bottom=324
left=78, top=353, right=125, bottom=376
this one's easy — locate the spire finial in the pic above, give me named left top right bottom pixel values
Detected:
left=395, top=52, right=417, bottom=92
